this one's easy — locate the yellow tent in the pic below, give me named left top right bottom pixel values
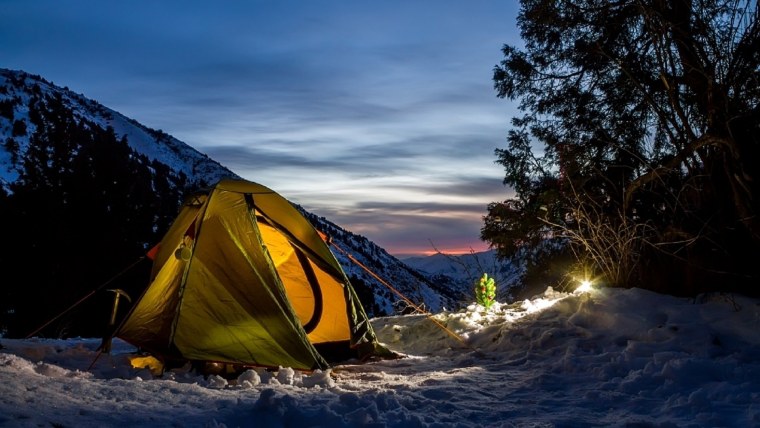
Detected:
left=117, top=179, right=389, bottom=371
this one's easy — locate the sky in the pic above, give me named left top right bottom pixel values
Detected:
left=2, top=285, right=759, bottom=427
left=0, top=1, right=523, bottom=258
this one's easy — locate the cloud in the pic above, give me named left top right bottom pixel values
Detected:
left=0, top=0, right=521, bottom=256
left=310, top=200, right=492, bottom=256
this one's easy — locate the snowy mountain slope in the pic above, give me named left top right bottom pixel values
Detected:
left=0, top=68, right=460, bottom=317
left=303, top=212, right=465, bottom=315
left=0, top=68, right=235, bottom=188
left=403, top=249, right=525, bottom=301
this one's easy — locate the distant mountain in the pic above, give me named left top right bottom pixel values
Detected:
left=403, top=250, right=526, bottom=302
left=0, top=68, right=473, bottom=337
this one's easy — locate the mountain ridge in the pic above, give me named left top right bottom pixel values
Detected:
left=0, top=68, right=493, bottom=334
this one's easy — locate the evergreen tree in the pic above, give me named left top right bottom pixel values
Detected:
left=483, top=0, right=760, bottom=296
left=0, top=91, right=186, bottom=337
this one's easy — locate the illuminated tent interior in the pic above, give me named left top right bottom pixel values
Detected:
left=116, top=179, right=390, bottom=371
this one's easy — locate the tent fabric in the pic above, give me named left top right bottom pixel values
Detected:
left=117, top=179, right=389, bottom=371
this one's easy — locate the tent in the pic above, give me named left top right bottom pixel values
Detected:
left=116, top=179, right=391, bottom=371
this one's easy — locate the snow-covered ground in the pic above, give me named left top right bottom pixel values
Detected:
left=1, top=285, right=759, bottom=427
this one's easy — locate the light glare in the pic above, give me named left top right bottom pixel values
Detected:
left=577, top=280, right=593, bottom=293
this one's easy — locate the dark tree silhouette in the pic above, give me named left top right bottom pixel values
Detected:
left=0, top=90, right=187, bottom=337
left=483, top=0, right=760, bottom=296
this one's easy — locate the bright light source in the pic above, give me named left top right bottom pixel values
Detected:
left=577, top=279, right=593, bottom=293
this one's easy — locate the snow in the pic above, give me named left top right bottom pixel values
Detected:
left=2, top=286, right=759, bottom=427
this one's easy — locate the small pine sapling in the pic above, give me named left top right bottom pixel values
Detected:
left=475, top=273, right=496, bottom=309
